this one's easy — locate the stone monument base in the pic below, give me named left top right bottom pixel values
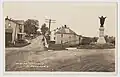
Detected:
left=97, top=37, right=106, bottom=44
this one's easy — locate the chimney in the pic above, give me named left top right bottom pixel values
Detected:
left=64, top=25, right=67, bottom=28
left=5, top=16, right=8, bottom=20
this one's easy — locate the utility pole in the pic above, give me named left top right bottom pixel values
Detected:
left=45, top=19, right=56, bottom=33
left=45, top=19, right=56, bottom=43
left=61, top=33, right=63, bottom=48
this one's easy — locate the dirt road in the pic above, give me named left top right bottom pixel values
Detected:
left=5, top=48, right=115, bottom=72
left=5, top=35, right=45, bottom=54
left=5, top=35, right=115, bottom=72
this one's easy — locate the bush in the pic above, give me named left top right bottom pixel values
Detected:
left=77, top=43, right=115, bottom=49
left=6, top=39, right=31, bottom=47
left=48, top=44, right=66, bottom=50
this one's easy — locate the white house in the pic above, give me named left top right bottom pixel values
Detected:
left=53, top=25, right=80, bottom=46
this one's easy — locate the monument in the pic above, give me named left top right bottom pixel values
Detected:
left=97, top=16, right=106, bottom=44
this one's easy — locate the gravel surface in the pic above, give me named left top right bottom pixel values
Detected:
left=5, top=49, right=115, bottom=72
left=5, top=35, right=115, bottom=72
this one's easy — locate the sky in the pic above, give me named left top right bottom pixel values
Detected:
left=3, top=2, right=117, bottom=37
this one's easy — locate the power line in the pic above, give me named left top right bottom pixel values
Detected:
left=45, top=19, right=56, bottom=32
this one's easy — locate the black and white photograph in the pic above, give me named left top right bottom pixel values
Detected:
left=4, top=1, right=117, bottom=72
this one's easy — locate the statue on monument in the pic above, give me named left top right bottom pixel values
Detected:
left=99, top=16, right=106, bottom=27
left=97, top=16, right=107, bottom=44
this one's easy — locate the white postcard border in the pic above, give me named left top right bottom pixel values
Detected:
left=0, top=0, right=119, bottom=77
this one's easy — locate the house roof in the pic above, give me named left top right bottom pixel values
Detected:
left=14, top=20, right=24, bottom=25
left=55, top=26, right=76, bottom=34
left=5, top=17, right=24, bottom=25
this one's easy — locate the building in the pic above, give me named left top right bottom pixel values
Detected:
left=53, top=25, right=80, bottom=46
left=5, top=16, right=25, bottom=46
left=50, top=28, right=58, bottom=42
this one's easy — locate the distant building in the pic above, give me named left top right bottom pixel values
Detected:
left=52, top=25, right=80, bottom=46
left=50, top=29, right=58, bottom=42
left=5, top=16, right=25, bottom=46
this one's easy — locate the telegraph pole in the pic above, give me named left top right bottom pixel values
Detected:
left=45, top=19, right=56, bottom=33
left=45, top=19, right=56, bottom=43
left=48, top=19, right=51, bottom=32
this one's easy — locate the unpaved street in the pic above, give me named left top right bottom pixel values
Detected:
left=5, top=49, right=115, bottom=72
left=5, top=35, right=115, bottom=72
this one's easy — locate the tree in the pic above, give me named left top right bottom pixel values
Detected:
left=104, top=35, right=115, bottom=45
left=81, top=37, right=92, bottom=45
left=41, top=23, right=49, bottom=35
left=104, top=35, right=109, bottom=43
left=92, top=37, right=98, bottom=42
left=24, top=19, right=39, bottom=35
left=108, top=36, right=115, bottom=45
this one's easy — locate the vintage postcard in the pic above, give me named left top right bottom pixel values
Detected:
left=3, top=1, right=117, bottom=73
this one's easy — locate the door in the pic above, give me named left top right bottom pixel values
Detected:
left=5, top=32, right=12, bottom=46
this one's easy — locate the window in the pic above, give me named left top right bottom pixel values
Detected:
left=19, top=25, right=22, bottom=32
left=61, top=34, right=63, bottom=37
left=20, top=29, right=22, bottom=33
left=8, top=23, right=11, bottom=27
left=65, top=29, right=69, bottom=33
left=69, top=36, right=71, bottom=38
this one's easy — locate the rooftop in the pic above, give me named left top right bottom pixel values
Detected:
left=55, top=25, right=76, bottom=34
left=5, top=16, right=24, bottom=25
